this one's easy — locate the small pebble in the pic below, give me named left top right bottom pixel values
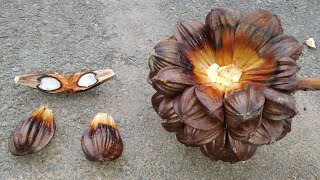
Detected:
left=306, top=38, right=316, bottom=48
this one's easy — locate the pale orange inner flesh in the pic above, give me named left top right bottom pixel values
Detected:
left=189, top=45, right=266, bottom=92
left=206, top=63, right=242, bottom=91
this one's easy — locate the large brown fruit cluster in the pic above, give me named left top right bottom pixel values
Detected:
left=148, top=8, right=302, bottom=163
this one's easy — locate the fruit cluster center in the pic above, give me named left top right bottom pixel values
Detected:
left=206, top=63, right=243, bottom=88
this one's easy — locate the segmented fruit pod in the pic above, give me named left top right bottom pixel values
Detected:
left=81, top=113, right=123, bottom=161
left=14, top=69, right=115, bottom=93
left=9, top=106, right=56, bottom=156
left=148, top=8, right=320, bottom=163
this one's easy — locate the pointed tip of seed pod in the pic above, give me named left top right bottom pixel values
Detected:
left=32, top=106, right=54, bottom=128
left=90, top=113, right=117, bottom=131
left=14, top=76, right=20, bottom=84
left=91, top=69, right=116, bottom=85
left=306, top=38, right=316, bottom=48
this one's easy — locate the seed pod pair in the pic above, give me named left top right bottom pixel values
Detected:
left=9, top=107, right=123, bottom=161
left=14, top=69, right=115, bottom=93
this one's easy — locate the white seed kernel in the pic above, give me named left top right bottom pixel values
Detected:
left=38, top=77, right=61, bottom=91
left=78, top=73, right=98, bottom=87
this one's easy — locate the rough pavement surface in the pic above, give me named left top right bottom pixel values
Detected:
left=1, top=0, right=319, bottom=179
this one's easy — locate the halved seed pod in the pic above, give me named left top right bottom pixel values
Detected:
left=9, top=106, right=56, bottom=156
left=14, top=69, right=115, bottom=93
left=81, top=113, right=123, bottom=161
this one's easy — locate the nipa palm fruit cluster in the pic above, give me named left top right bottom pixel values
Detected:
left=148, top=8, right=304, bottom=163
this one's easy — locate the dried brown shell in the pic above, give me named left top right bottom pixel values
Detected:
left=200, top=131, right=257, bottom=163
left=176, top=124, right=224, bottom=146
left=14, top=69, right=115, bottom=93
left=262, top=88, right=297, bottom=120
left=9, top=106, right=56, bottom=156
left=224, top=86, right=265, bottom=129
left=149, top=40, right=186, bottom=73
left=160, top=97, right=184, bottom=132
left=151, top=66, right=194, bottom=96
left=81, top=113, right=123, bottom=161
left=246, top=118, right=283, bottom=145
left=180, top=87, right=222, bottom=130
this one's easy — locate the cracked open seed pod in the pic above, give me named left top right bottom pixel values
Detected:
left=148, top=8, right=320, bottom=163
left=81, top=113, right=123, bottom=161
left=9, top=106, right=56, bottom=156
left=15, top=69, right=115, bottom=93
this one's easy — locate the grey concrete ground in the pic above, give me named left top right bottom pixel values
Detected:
left=0, top=0, right=319, bottom=179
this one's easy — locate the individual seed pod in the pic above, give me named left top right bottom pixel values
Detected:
left=81, top=113, right=123, bottom=161
left=9, top=106, right=56, bottom=156
left=14, top=69, right=115, bottom=93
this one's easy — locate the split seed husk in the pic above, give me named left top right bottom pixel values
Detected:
left=14, top=69, right=115, bottom=93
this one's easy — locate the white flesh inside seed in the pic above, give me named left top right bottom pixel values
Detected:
left=38, top=77, right=61, bottom=91
left=78, top=73, right=98, bottom=87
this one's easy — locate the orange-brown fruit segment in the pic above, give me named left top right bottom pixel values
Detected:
left=233, top=9, right=283, bottom=69
left=81, top=113, right=123, bottom=161
left=14, top=69, right=115, bottom=93
left=9, top=106, right=56, bottom=156
left=205, top=8, right=242, bottom=66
